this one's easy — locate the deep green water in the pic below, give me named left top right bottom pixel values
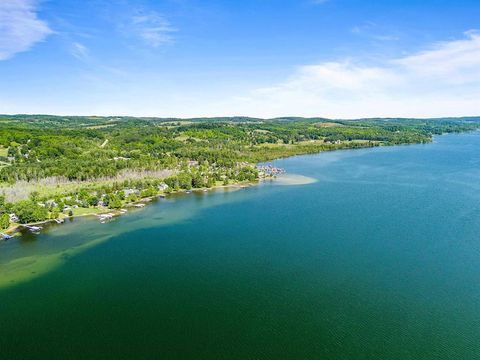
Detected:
left=2, top=133, right=480, bottom=359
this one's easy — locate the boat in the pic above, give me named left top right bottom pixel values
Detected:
left=1, top=233, right=13, bottom=240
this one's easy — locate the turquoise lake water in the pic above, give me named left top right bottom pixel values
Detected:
left=2, top=132, right=480, bottom=359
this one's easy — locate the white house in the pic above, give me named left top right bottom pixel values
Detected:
left=124, top=188, right=140, bottom=197
left=158, top=183, right=169, bottom=191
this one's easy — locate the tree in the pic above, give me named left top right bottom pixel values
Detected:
left=87, top=196, right=99, bottom=206
left=12, top=200, right=49, bottom=224
left=0, top=213, right=10, bottom=229
left=29, top=191, right=40, bottom=203
left=50, top=207, right=60, bottom=219
left=126, top=193, right=138, bottom=203
left=108, top=194, right=122, bottom=209
left=0, top=194, right=5, bottom=209
left=192, top=173, right=206, bottom=188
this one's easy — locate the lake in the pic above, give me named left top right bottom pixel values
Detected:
left=2, top=132, right=480, bottom=359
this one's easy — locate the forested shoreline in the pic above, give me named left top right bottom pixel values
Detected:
left=0, top=115, right=479, bottom=230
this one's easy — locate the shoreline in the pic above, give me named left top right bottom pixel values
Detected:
left=1, top=179, right=261, bottom=241
left=1, top=130, right=466, bottom=242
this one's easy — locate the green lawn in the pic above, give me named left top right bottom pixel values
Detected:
left=71, top=207, right=103, bottom=216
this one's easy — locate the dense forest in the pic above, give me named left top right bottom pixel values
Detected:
left=0, top=115, right=479, bottom=226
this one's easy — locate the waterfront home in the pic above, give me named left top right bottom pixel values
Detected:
left=158, top=183, right=169, bottom=191
left=46, top=200, right=58, bottom=208
left=9, top=213, right=19, bottom=222
left=124, top=188, right=140, bottom=197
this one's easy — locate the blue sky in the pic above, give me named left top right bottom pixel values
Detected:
left=1, top=0, right=480, bottom=118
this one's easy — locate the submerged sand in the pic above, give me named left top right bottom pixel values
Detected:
left=274, top=174, right=317, bottom=186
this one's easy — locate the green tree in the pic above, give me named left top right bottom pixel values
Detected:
left=87, top=196, right=99, bottom=206
left=108, top=194, right=122, bottom=209
left=29, top=191, right=40, bottom=203
left=12, top=201, right=49, bottom=224
left=0, top=213, right=10, bottom=229
left=50, top=207, right=60, bottom=219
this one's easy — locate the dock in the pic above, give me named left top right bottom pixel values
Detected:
left=25, top=225, right=42, bottom=233
left=257, top=165, right=286, bottom=176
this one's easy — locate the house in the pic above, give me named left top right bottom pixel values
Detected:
left=45, top=200, right=58, bottom=208
left=124, top=188, right=140, bottom=197
left=158, top=183, right=169, bottom=191
left=9, top=213, right=19, bottom=222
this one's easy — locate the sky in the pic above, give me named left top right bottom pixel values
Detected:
left=1, top=0, right=480, bottom=118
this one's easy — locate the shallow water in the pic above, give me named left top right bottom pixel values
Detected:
left=2, top=133, right=480, bottom=359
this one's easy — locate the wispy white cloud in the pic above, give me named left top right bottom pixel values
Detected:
left=220, top=31, right=480, bottom=118
left=351, top=21, right=399, bottom=42
left=0, top=0, right=52, bottom=60
left=70, top=42, right=89, bottom=61
left=395, top=30, right=480, bottom=84
left=129, top=11, right=176, bottom=48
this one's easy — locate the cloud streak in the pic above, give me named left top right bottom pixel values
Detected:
left=224, top=31, right=480, bottom=118
left=0, top=0, right=52, bottom=60
left=130, top=11, right=176, bottom=48
left=70, top=42, right=89, bottom=61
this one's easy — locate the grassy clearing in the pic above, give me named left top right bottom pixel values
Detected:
left=315, top=122, right=345, bottom=128
left=71, top=207, right=103, bottom=216
left=175, top=135, right=203, bottom=142
left=84, top=124, right=116, bottom=129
